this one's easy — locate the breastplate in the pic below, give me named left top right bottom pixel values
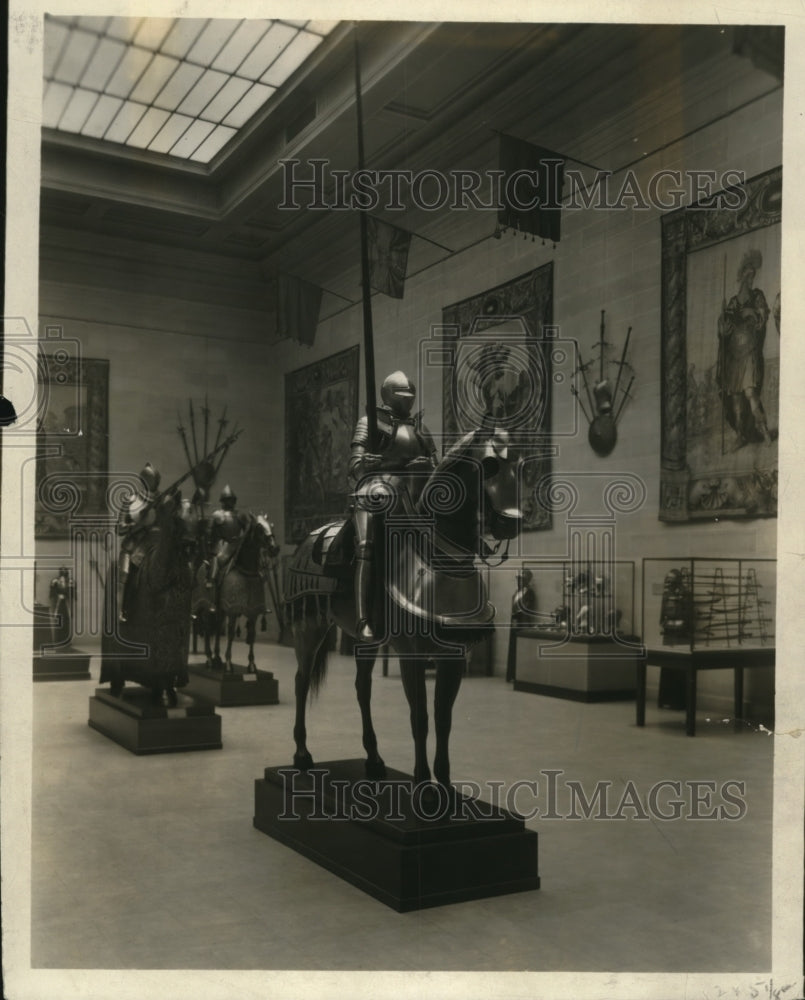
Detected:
left=213, top=509, right=241, bottom=541
left=381, top=421, right=422, bottom=469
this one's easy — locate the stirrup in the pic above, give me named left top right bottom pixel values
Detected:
left=356, top=618, right=375, bottom=643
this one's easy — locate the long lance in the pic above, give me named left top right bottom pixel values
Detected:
left=153, top=430, right=242, bottom=506
left=176, top=410, right=194, bottom=471
left=213, top=405, right=228, bottom=454
left=599, top=310, right=606, bottom=383
left=189, top=398, right=199, bottom=464
left=214, top=423, right=240, bottom=477
left=354, top=22, right=378, bottom=449
left=202, top=393, right=210, bottom=457
left=612, top=325, right=632, bottom=404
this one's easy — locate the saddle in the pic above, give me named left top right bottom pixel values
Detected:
left=310, top=519, right=353, bottom=571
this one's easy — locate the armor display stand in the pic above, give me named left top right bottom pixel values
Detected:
left=33, top=567, right=91, bottom=682
left=254, top=760, right=540, bottom=912
left=184, top=657, right=279, bottom=707
left=88, top=686, right=222, bottom=755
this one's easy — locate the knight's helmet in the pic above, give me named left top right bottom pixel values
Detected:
left=381, top=370, right=416, bottom=418
left=220, top=483, right=237, bottom=508
left=139, top=463, right=161, bottom=499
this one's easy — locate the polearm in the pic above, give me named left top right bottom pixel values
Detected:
left=353, top=22, right=378, bottom=448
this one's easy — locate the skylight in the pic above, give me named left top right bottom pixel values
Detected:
left=43, top=16, right=338, bottom=164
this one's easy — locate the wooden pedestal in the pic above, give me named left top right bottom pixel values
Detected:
left=513, top=632, right=640, bottom=701
left=88, top=687, right=222, bottom=754
left=184, top=664, right=279, bottom=707
left=254, top=759, right=540, bottom=912
left=33, top=648, right=92, bottom=682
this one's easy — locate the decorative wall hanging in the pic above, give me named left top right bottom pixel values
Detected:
left=659, top=166, right=781, bottom=521
left=35, top=356, right=109, bottom=538
left=284, top=345, right=360, bottom=544
left=572, top=310, right=635, bottom=456
left=442, top=263, right=554, bottom=531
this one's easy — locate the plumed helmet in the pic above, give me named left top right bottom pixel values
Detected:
left=381, top=371, right=416, bottom=415
left=220, top=483, right=237, bottom=504
left=737, top=249, right=762, bottom=281
left=139, top=463, right=161, bottom=494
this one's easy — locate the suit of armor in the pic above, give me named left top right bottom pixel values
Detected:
left=349, top=371, right=437, bottom=642
left=208, top=485, right=247, bottom=603
left=116, top=464, right=160, bottom=622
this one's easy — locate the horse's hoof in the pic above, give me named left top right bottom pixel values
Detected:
left=166, top=688, right=178, bottom=708
left=293, top=751, right=314, bottom=771
left=110, top=680, right=124, bottom=698
left=365, top=757, right=387, bottom=780
left=412, top=781, right=451, bottom=818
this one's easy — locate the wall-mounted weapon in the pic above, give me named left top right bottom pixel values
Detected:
left=570, top=310, right=635, bottom=456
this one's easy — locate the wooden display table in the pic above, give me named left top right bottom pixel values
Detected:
left=511, top=628, right=641, bottom=702
left=636, top=646, right=776, bottom=736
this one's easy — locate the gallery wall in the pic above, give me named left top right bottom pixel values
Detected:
left=37, top=85, right=781, bottom=714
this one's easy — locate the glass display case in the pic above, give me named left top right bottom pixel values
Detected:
left=641, top=557, right=776, bottom=652
left=518, top=559, right=637, bottom=642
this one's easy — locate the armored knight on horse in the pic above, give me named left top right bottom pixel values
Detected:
left=286, top=367, right=523, bottom=793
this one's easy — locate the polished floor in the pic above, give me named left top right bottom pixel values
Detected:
left=31, top=638, right=772, bottom=972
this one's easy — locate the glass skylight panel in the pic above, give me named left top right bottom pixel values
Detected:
left=133, top=18, right=176, bottom=52
left=223, top=83, right=275, bottom=128
left=59, top=88, right=99, bottom=133
left=104, top=100, right=148, bottom=143
left=81, top=94, right=123, bottom=138
left=55, top=28, right=99, bottom=85
left=261, top=30, right=321, bottom=88
left=189, top=124, right=238, bottom=163
left=127, top=106, right=171, bottom=148
left=177, top=68, right=229, bottom=117
left=199, top=76, right=251, bottom=123
left=44, top=21, right=70, bottom=78
left=169, top=118, right=215, bottom=158
left=43, top=16, right=339, bottom=161
left=186, top=20, right=241, bottom=66
left=148, top=113, right=194, bottom=153
left=77, top=16, right=111, bottom=35
left=79, top=37, right=126, bottom=91
left=161, top=19, right=208, bottom=59
left=212, top=20, right=271, bottom=74
left=105, top=46, right=155, bottom=99
left=153, top=62, right=204, bottom=111
left=105, top=18, right=143, bottom=44
left=307, top=21, right=339, bottom=36
left=237, top=22, right=296, bottom=80
left=130, top=53, right=180, bottom=105
left=42, top=81, right=73, bottom=128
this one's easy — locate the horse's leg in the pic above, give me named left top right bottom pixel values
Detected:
left=224, top=615, right=236, bottom=672
left=293, top=614, right=332, bottom=770
left=212, top=610, right=223, bottom=669
left=355, top=651, right=386, bottom=779
left=246, top=615, right=256, bottom=673
left=399, top=658, right=430, bottom=785
left=204, top=611, right=214, bottom=668
left=433, top=658, right=464, bottom=791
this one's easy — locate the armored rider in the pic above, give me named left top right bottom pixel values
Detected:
left=349, top=370, right=438, bottom=643
left=208, top=484, right=248, bottom=606
left=116, top=463, right=161, bottom=623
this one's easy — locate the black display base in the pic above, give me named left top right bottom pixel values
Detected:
left=254, top=759, right=540, bottom=912
left=513, top=680, right=636, bottom=702
left=33, top=648, right=91, bottom=682
left=88, top=687, right=222, bottom=754
left=183, top=664, right=279, bottom=707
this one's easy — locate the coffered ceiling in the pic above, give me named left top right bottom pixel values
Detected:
left=39, top=20, right=782, bottom=338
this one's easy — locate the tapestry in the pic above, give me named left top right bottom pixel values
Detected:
left=442, top=263, right=554, bottom=531
left=284, top=345, right=360, bottom=544
left=660, top=167, right=781, bottom=520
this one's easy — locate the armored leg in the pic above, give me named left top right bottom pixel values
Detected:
left=116, top=552, right=130, bottom=623
left=354, top=508, right=375, bottom=643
